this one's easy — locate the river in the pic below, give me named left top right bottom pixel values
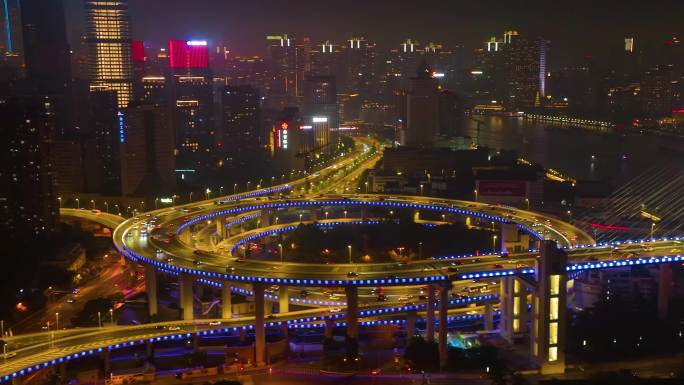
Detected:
left=456, top=116, right=684, bottom=183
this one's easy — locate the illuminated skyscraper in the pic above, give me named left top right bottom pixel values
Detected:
left=503, top=34, right=548, bottom=110
left=84, top=0, right=133, bottom=108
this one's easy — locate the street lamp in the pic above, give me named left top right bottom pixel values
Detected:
left=418, top=242, right=423, bottom=259
left=97, top=311, right=102, bottom=327
left=75, top=198, right=80, bottom=209
left=220, top=186, right=224, bottom=195
left=492, top=235, right=498, bottom=254
left=419, top=184, right=424, bottom=196
left=189, top=192, right=194, bottom=202
left=55, top=312, right=59, bottom=330
left=109, top=308, right=114, bottom=324
left=651, top=222, right=656, bottom=239
left=104, top=202, right=109, bottom=213
left=233, top=183, right=238, bottom=194
left=524, top=198, right=530, bottom=210
left=90, top=199, right=95, bottom=209
left=344, top=210, right=348, bottom=218
left=205, top=188, right=212, bottom=200
left=57, top=197, right=62, bottom=208
left=347, top=245, right=352, bottom=264
left=325, top=211, right=329, bottom=220
left=474, top=189, right=478, bottom=202
left=278, top=243, right=283, bottom=263
left=299, top=214, right=303, bottom=222
left=154, top=197, right=159, bottom=209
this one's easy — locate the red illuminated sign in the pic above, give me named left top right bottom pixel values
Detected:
left=131, top=40, right=145, bottom=62
left=168, top=39, right=209, bottom=69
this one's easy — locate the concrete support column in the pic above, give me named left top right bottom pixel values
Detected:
left=658, top=263, right=673, bottom=320
left=530, top=240, right=567, bottom=375
left=324, top=318, right=334, bottom=338
left=484, top=302, right=494, bottom=331
left=278, top=286, right=289, bottom=313
left=438, top=283, right=449, bottom=369
left=426, top=284, right=436, bottom=343
left=215, top=217, right=225, bottom=239
left=345, top=286, right=359, bottom=339
left=102, top=350, right=111, bottom=375
left=254, top=283, right=266, bottom=365
left=145, top=265, right=158, bottom=319
left=260, top=210, right=271, bottom=227
left=221, top=281, right=232, bottom=319
left=180, top=273, right=194, bottom=321
left=501, top=222, right=527, bottom=254
left=500, top=276, right=526, bottom=342
left=405, top=309, right=417, bottom=338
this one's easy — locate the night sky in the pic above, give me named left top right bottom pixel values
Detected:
left=65, top=0, right=683, bottom=61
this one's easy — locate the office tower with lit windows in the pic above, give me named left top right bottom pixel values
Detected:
left=0, top=95, right=59, bottom=237
left=310, top=40, right=341, bottom=78
left=344, top=37, right=376, bottom=99
left=84, top=0, right=134, bottom=108
left=169, top=75, right=215, bottom=175
left=141, top=76, right=167, bottom=105
left=83, top=87, right=121, bottom=194
left=119, top=103, right=175, bottom=197
left=303, top=75, right=338, bottom=154
left=221, top=85, right=262, bottom=162
left=401, top=62, right=438, bottom=147
left=266, top=34, right=305, bottom=108
left=641, top=65, right=676, bottom=117
left=503, top=34, right=549, bottom=110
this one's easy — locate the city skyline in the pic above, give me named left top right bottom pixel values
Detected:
left=61, top=0, right=683, bottom=61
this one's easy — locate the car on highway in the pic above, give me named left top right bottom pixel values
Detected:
left=346, top=271, right=358, bottom=278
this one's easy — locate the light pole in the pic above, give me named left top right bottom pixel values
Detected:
left=220, top=186, right=224, bottom=195
left=651, top=222, right=656, bottom=239
left=299, top=214, right=303, bottom=223
left=114, top=204, right=120, bottom=214
left=418, top=242, right=423, bottom=259
left=75, top=198, right=80, bottom=209
left=233, top=183, right=238, bottom=194
left=90, top=199, right=95, bottom=209
left=474, top=189, right=478, bottom=202
left=189, top=192, right=194, bottom=202
left=97, top=311, right=102, bottom=327
left=109, top=308, right=114, bottom=324
left=419, top=184, right=424, bottom=196
left=278, top=243, right=283, bottom=263
left=154, top=197, right=159, bottom=209
left=104, top=202, right=109, bottom=213
left=344, top=210, right=348, bottom=219
left=347, top=245, right=352, bottom=264
left=492, top=235, right=498, bottom=254
left=325, top=211, right=329, bottom=220
left=524, top=198, right=530, bottom=210
left=246, top=181, right=251, bottom=191
left=57, top=197, right=62, bottom=208
left=55, top=312, right=59, bottom=330
left=205, top=188, right=212, bottom=200
left=275, top=216, right=279, bottom=225
left=364, top=182, right=369, bottom=193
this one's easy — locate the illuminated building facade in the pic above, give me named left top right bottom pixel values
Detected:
left=266, top=34, right=306, bottom=108
left=221, top=85, right=262, bottom=162
left=84, top=0, right=134, bottom=108
left=503, top=34, right=548, bottom=110
left=168, top=39, right=209, bottom=72
left=303, top=75, right=338, bottom=154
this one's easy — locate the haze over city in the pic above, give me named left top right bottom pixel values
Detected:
left=0, top=1, right=683, bottom=385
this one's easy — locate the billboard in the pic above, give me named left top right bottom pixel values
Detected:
left=477, top=180, right=527, bottom=196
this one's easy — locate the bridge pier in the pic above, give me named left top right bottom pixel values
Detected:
left=215, top=217, right=225, bottom=239
left=500, top=222, right=531, bottom=253
left=530, top=240, right=567, bottom=375
left=145, top=265, right=158, bottom=319
left=221, top=281, right=232, bottom=319
left=426, top=283, right=436, bottom=342
left=484, top=302, right=494, bottom=331
left=324, top=318, right=334, bottom=338
left=658, top=263, right=673, bottom=320
left=345, top=286, right=359, bottom=339
left=438, top=283, right=449, bottom=369
left=278, top=286, right=289, bottom=313
left=254, top=283, right=266, bottom=365
left=499, top=276, right=527, bottom=343
left=180, top=273, right=194, bottom=321
left=260, top=210, right=271, bottom=227
left=405, top=309, right=417, bottom=338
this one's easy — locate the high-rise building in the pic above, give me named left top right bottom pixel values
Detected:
left=168, top=39, right=209, bottom=74
left=0, top=95, right=59, bottom=237
left=21, top=0, right=71, bottom=94
left=344, top=37, right=376, bottom=99
left=141, top=76, right=167, bottom=105
left=170, top=75, right=215, bottom=175
left=303, top=75, right=338, bottom=154
left=119, top=104, right=175, bottom=196
left=84, top=0, right=134, bottom=108
left=85, top=88, right=121, bottom=194
left=266, top=34, right=305, bottom=108
left=221, top=85, right=262, bottom=160
left=401, top=63, right=438, bottom=147
left=503, top=34, right=549, bottom=110
left=641, top=65, right=676, bottom=117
